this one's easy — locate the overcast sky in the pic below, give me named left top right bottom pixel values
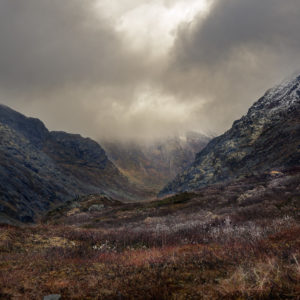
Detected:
left=0, top=0, right=300, bottom=141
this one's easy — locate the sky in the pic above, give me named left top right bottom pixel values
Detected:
left=0, top=0, right=300, bottom=141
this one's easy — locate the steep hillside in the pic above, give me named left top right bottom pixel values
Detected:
left=102, top=132, right=211, bottom=193
left=0, top=105, right=143, bottom=223
left=160, top=75, right=300, bottom=196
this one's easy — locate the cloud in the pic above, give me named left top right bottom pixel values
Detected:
left=0, top=0, right=299, bottom=140
left=174, top=0, right=300, bottom=67
left=0, top=0, right=146, bottom=91
left=0, top=0, right=163, bottom=140
left=166, top=0, right=300, bottom=133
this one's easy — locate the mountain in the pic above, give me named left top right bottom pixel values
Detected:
left=0, top=105, right=143, bottom=223
left=160, top=74, right=300, bottom=196
left=101, top=132, right=211, bottom=194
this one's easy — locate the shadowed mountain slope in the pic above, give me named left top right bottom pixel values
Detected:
left=0, top=105, right=144, bottom=223
left=160, top=74, right=300, bottom=196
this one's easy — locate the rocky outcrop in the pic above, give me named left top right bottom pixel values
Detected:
left=0, top=105, right=142, bottom=223
left=0, top=104, right=49, bottom=148
left=159, top=74, right=300, bottom=196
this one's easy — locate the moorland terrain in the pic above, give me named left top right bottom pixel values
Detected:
left=0, top=75, right=299, bottom=299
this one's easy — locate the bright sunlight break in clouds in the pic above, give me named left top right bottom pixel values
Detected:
left=95, top=0, right=210, bottom=55
left=0, top=0, right=300, bottom=141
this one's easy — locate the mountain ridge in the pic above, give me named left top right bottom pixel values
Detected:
left=159, top=74, right=300, bottom=196
left=0, top=105, right=145, bottom=223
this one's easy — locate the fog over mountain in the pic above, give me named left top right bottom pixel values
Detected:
left=101, top=132, right=211, bottom=194
left=1, top=0, right=300, bottom=140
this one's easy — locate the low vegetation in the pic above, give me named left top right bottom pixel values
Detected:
left=0, top=171, right=299, bottom=299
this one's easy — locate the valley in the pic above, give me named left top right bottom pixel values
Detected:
left=101, top=132, right=211, bottom=195
left=0, top=74, right=299, bottom=299
left=1, top=1, right=300, bottom=298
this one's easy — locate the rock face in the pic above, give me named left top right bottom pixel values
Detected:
left=102, top=132, right=211, bottom=193
left=160, top=74, right=300, bottom=196
left=0, top=105, right=141, bottom=223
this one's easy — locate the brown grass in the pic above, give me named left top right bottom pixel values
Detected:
left=1, top=172, right=299, bottom=299
left=0, top=221, right=299, bottom=299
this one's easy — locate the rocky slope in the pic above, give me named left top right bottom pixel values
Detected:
left=160, top=74, right=300, bottom=196
left=0, top=105, right=143, bottom=223
left=102, top=132, right=211, bottom=193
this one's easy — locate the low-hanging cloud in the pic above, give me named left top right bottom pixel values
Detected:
left=0, top=0, right=300, bottom=141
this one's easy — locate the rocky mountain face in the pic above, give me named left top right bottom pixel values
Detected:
left=0, top=105, right=142, bottom=223
left=160, top=74, right=300, bottom=196
left=101, top=132, right=211, bottom=194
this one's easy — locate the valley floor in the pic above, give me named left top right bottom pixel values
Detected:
left=0, top=170, right=300, bottom=299
left=0, top=223, right=300, bottom=299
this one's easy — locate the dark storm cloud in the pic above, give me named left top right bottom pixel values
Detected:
left=0, top=0, right=144, bottom=91
left=167, top=0, right=300, bottom=133
left=174, top=0, right=300, bottom=68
